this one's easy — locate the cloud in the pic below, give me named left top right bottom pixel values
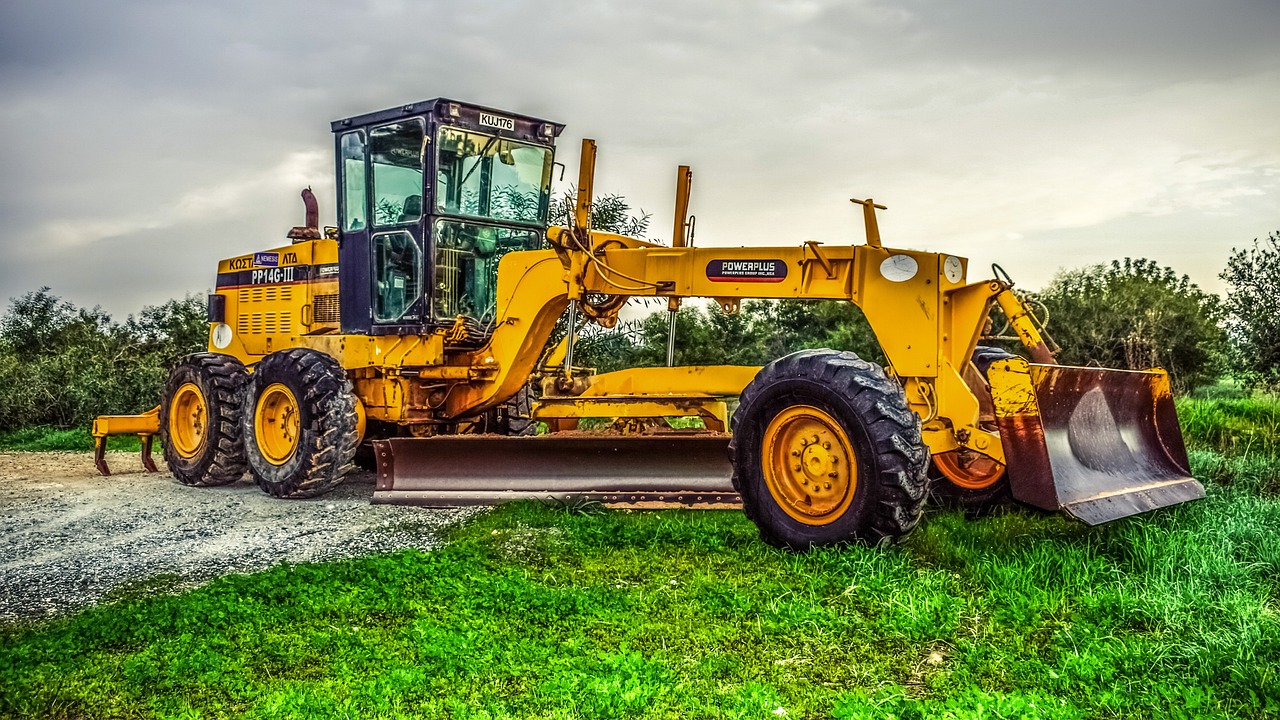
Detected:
left=29, top=151, right=328, bottom=249
left=0, top=0, right=1277, bottom=315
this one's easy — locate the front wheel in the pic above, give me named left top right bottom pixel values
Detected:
left=730, top=350, right=929, bottom=550
left=242, top=348, right=359, bottom=498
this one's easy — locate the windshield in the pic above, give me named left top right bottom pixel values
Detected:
left=436, top=128, right=552, bottom=225
left=432, top=219, right=541, bottom=337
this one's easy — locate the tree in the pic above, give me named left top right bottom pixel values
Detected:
left=548, top=192, right=652, bottom=239
left=575, top=299, right=885, bottom=373
left=1033, top=258, right=1225, bottom=392
left=1221, top=231, right=1280, bottom=390
left=0, top=289, right=207, bottom=431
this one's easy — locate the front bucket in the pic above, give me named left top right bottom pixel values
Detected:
left=988, top=361, right=1204, bottom=525
left=371, top=434, right=737, bottom=506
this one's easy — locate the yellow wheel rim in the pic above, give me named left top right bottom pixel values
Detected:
left=762, top=405, right=857, bottom=525
left=934, top=450, right=1005, bottom=490
left=168, top=382, right=208, bottom=459
left=255, top=383, right=301, bottom=465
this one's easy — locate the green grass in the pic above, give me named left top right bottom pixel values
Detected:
left=1, top=400, right=1279, bottom=718
left=0, top=425, right=142, bottom=452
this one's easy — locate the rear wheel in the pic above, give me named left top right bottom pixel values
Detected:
left=242, top=348, right=359, bottom=499
left=160, top=353, right=249, bottom=486
left=730, top=350, right=929, bottom=550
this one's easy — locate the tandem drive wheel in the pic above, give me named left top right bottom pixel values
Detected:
left=730, top=350, right=930, bottom=550
left=242, top=348, right=360, bottom=499
left=160, top=353, right=249, bottom=487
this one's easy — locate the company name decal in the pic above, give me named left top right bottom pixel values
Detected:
left=706, top=259, right=788, bottom=283
left=253, top=252, right=280, bottom=267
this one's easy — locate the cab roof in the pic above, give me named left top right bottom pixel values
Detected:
left=330, top=98, right=565, bottom=137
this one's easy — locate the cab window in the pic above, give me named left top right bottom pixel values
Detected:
left=339, top=131, right=367, bottom=232
left=432, top=219, right=540, bottom=329
left=370, top=120, right=425, bottom=227
left=372, top=231, right=422, bottom=322
left=436, top=128, right=552, bottom=225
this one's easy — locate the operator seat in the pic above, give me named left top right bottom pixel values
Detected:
left=399, top=195, right=422, bottom=223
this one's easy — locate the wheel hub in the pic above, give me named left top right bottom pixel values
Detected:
left=762, top=405, right=857, bottom=525
left=256, top=383, right=301, bottom=465
left=934, top=449, right=1005, bottom=490
left=168, top=382, right=208, bottom=459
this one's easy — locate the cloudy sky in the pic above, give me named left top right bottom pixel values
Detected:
left=2, top=0, right=1277, bottom=318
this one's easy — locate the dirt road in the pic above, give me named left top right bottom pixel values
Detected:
left=0, top=452, right=477, bottom=622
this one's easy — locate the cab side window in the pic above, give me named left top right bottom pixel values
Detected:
left=370, top=121, right=425, bottom=227
left=339, top=131, right=367, bottom=232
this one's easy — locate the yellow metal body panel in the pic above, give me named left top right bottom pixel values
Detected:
left=211, top=238, right=340, bottom=362
left=532, top=365, right=759, bottom=432
left=534, top=398, right=728, bottom=430
left=578, top=366, right=761, bottom=398
left=209, top=237, right=445, bottom=371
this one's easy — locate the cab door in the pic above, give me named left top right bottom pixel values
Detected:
left=366, top=119, right=428, bottom=334
left=336, top=119, right=429, bottom=335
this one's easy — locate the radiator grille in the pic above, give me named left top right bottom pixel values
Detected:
left=237, top=311, right=291, bottom=335
left=314, top=293, right=340, bottom=323
left=237, top=287, right=293, bottom=304
left=234, top=286, right=295, bottom=334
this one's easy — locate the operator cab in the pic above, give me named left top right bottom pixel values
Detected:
left=331, top=99, right=564, bottom=342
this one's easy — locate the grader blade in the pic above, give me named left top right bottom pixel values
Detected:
left=371, top=435, right=738, bottom=506
left=988, top=361, right=1203, bottom=525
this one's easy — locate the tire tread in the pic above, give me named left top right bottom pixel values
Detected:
left=730, top=350, right=929, bottom=550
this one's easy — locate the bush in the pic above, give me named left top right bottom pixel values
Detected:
left=1221, top=231, right=1280, bottom=391
left=1034, top=258, right=1225, bottom=392
left=575, top=299, right=882, bottom=373
left=0, top=289, right=206, bottom=432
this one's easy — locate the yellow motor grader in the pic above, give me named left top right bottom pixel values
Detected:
left=93, top=99, right=1202, bottom=549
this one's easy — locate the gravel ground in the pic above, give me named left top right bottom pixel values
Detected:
left=0, top=451, right=480, bottom=622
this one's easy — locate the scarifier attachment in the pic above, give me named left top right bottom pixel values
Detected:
left=371, top=435, right=738, bottom=506
left=987, top=359, right=1203, bottom=524
left=91, top=406, right=161, bottom=475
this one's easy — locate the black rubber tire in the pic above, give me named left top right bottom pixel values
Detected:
left=353, top=419, right=400, bottom=472
left=730, top=349, right=930, bottom=551
left=503, top=384, right=537, bottom=436
left=970, top=345, right=1018, bottom=376
left=928, top=346, right=1016, bottom=514
left=242, top=348, right=359, bottom=499
left=160, top=353, right=249, bottom=487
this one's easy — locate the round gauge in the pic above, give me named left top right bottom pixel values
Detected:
left=879, top=254, right=919, bottom=282
left=943, top=256, right=964, bottom=283
left=212, top=323, right=233, bottom=349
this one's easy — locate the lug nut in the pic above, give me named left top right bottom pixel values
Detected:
left=823, top=442, right=831, bottom=449
left=828, top=472, right=838, bottom=478
left=824, top=483, right=832, bottom=490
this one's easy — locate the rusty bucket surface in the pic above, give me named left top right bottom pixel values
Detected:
left=989, top=361, right=1203, bottom=525
left=372, top=434, right=737, bottom=506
